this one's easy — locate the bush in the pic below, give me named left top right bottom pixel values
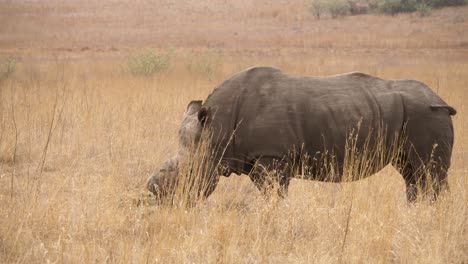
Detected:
left=378, top=0, right=402, bottom=14
left=416, top=2, right=432, bottom=16
left=312, top=0, right=466, bottom=18
left=431, top=0, right=467, bottom=7
left=0, top=57, right=16, bottom=82
left=310, top=0, right=326, bottom=19
left=378, top=0, right=466, bottom=15
left=186, top=51, right=223, bottom=80
left=310, top=0, right=350, bottom=18
left=324, top=0, right=350, bottom=17
left=0, top=57, right=16, bottom=84
left=127, top=49, right=171, bottom=76
left=378, top=0, right=418, bottom=14
left=348, top=0, right=371, bottom=15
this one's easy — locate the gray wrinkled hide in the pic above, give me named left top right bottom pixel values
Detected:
left=147, top=101, right=203, bottom=197
left=149, top=67, right=455, bottom=202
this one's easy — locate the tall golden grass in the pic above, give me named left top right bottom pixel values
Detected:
left=0, top=49, right=466, bottom=263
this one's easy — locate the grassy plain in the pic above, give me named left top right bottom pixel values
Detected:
left=0, top=1, right=467, bottom=263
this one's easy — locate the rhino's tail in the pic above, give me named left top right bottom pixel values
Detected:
left=430, top=105, right=457, bottom=116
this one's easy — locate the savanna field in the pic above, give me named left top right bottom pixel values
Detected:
left=0, top=1, right=467, bottom=263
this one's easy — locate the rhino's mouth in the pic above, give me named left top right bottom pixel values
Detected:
left=147, top=169, right=178, bottom=199
left=147, top=154, right=182, bottom=197
left=147, top=173, right=161, bottom=196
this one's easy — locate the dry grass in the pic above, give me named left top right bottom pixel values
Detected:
left=0, top=52, right=466, bottom=263
left=0, top=1, right=467, bottom=263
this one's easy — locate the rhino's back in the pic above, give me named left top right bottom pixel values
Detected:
left=203, top=67, right=438, bottom=174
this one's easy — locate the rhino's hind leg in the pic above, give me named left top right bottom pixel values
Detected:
left=248, top=157, right=291, bottom=199
left=402, top=165, right=419, bottom=203
left=392, top=155, right=415, bottom=202
left=423, top=160, right=450, bottom=201
left=394, top=144, right=451, bottom=203
left=406, top=166, right=449, bottom=202
left=394, top=153, right=451, bottom=203
left=395, top=105, right=454, bottom=203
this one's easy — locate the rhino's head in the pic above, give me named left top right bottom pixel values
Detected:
left=147, top=100, right=212, bottom=201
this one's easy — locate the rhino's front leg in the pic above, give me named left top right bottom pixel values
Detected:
left=248, top=157, right=291, bottom=198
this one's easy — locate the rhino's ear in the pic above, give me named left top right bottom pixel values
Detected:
left=186, top=100, right=203, bottom=116
left=198, top=107, right=211, bottom=126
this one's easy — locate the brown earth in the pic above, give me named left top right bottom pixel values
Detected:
left=1, top=0, right=468, bottom=55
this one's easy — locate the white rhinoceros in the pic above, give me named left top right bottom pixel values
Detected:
left=147, top=67, right=456, bottom=203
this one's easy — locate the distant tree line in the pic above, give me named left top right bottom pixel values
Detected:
left=310, top=0, right=467, bottom=18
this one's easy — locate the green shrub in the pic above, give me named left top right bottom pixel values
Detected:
left=378, top=0, right=401, bottom=14
left=186, top=51, right=223, bottom=80
left=310, top=0, right=326, bottom=19
left=430, top=0, right=467, bottom=7
left=378, top=0, right=417, bottom=14
left=0, top=57, right=16, bottom=82
left=127, top=49, right=171, bottom=76
left=416, top=2, right=432, bottom=16
left=324, top=0, right=350, bottom=17
left=348, top=0, right=371, bottom=15
left=313, top=0, right=466, bottom=17
left=377, top=0, right=466, bottom=15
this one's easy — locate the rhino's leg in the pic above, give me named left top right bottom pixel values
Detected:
left=395, top=158, right=451, bottom=203
left=401, top=164, right=450, bottom=203
left=393, top=152, right=425, bottom=203
left=401, top=164, right=418, bottom=203
left=248, top=157, right=291, bottom=198
left=418, top=160, right=450, bottom=202
left=391, top=103, right=454, bottom=203
left=431, top=167, right=450, bottom=201
left=397, top=117, right=453, bottom=202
